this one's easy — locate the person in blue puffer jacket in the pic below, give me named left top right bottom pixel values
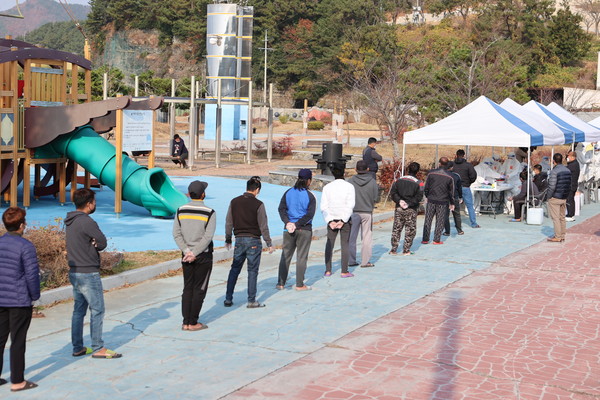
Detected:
left=0, top=207, right=40, bottom=392
left=547, top=153, right=572, bottom=242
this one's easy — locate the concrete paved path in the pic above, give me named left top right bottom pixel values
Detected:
left=225, top=215, right=600, bottom=400
left=2, top=204, right=599, bottom=399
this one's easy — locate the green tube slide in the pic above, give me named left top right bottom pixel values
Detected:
left=36, top=125, right=188, bottom=217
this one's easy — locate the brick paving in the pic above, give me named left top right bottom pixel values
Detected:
left=224, top=215, right=600, bottom=400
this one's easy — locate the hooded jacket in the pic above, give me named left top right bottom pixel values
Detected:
left=452, top=158, right=477, bottom=187
left=64, top=211, right=107, bottom=272
left=0, top=232, right=40, bottom=307
left=348, top=173, right=379, bottom=213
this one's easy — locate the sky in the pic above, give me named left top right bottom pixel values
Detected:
left=0, top=0, right=89, bottom=12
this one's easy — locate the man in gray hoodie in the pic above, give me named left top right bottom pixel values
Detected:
left=65, top=188, right=121, bottom=359
left=348, top=161, right=379, bottom=268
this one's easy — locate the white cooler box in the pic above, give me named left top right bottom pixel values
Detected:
left=526, top=207, right=544, bottom=225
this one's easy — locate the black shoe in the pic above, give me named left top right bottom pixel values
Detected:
left=348, top=262, right=359, bottom=267
left=443, top=232, right=450, bottom=236
left=224, top=300, right=233, bottom=307
left=0, top=378, right=7, bottom=386
left=247, top=301, right=266, bottom=308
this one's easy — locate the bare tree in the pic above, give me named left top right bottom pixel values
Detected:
left=574, top=0, right=600, bottom=35
left=346, top=58, right=427, bottom=158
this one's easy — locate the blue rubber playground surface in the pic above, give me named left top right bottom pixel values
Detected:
left=7, top=175, right=324, bottom=252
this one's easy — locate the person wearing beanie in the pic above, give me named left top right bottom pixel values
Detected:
left=173, top=180, right=216, bottom=331
left=348, top=160, right=379, bottom=268
left=276, top=169, right=316, bottom=291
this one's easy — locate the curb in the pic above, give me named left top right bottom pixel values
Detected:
left=38, top=210, right=395, bottom=306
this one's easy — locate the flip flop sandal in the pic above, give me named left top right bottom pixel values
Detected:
left=72, top=347, right=93, bottom=357
left=92, top=349, right=122, bottom=359
left=11, top=381, right=38, bottom=392
left=360, top=263, right=375, bottom=268
left=187, top=323, right=208, bottom=331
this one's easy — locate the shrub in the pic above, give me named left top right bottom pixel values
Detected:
left=273, top=133, right=294, bottom=156
left=1, top=219, right=122, bottom=290
left=278, top=115, right=290, bottom=124
left=308, top=121, right=324, bottom=130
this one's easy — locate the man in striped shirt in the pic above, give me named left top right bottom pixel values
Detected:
left=173, top=181, right=216, bottom=331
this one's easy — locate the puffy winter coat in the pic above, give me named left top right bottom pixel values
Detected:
left=547, top=164, right=572, bottom=200
left=0, top=233, right=40, bottom=307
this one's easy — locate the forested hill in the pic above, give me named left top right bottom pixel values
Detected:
left=0, top=0, right=89, bottom=37
left=87, top=1, right=595, bottom=112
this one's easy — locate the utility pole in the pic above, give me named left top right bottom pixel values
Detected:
left=259, top=30, right=274, bottom=126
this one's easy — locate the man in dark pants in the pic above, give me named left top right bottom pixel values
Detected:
left=65, top=189, right=121, bottom=359
left=422, top=157, right=455, bottom=245
left=225, top=177, right=273, bottom=308
left=453, top=149, right=480, bottom=228
left=277, top=169, right=316, bottom=291
left=362, top=137, right=383, bottom=179
left=173, top=181, right=216, bottom=331
left=321, top=166, right=355, bottom=278
left=565, top=150, right=580, bottom=222
left=443, top=161, right=463, bottom=236
left=0, top=207, right=40, bottom=392
left=390, top=162, right=423, bottom=255
left=171, top=134, right=188, bottom=168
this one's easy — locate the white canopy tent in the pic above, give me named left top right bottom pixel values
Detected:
left=546, top=102, right=600, bottom=142
left=588, top=115, right=600, bottom=129
left=499, top=98, right=567, bottom=146
left=523, top=101, right=583, bottom=144
left=403, top=96, right=552, bottom=216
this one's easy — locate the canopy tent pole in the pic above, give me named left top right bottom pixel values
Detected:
left=435, top=145, right=439, bottom=168
left=401, top=142, right=406, bottom=176
left=526, top=151, right=531, bottom=217
left=551, top=146, right=555, bottom=163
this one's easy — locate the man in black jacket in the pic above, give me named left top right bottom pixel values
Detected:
left=547, top=153, right=572, bottom=242
left=171, top=134, right=188, bottom=168
left=443, top=161, right=463, bottom=236
left=422, top=157, right=455, bottom=245
left=390, top=162, right=423, bottom=255
left=532, top=164, right=548, bottom=195
left=453, top=149, right=480, bottom=228
left=362, top=137, right=383, bottom=179
left=565, top=150, right=580, bottom=221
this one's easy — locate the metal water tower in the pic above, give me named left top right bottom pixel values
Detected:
left=204, top=1, right=254, bottom=141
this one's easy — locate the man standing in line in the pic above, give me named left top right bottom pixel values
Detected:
left=171, top=134, right=188, bottom=169
left=225, top=176, right=273, bottom=308
left=453, top=149, right=480, bottom=228
left=348, top=161, right=379, bottom=268
left=422, top=157, right=455, bottom=245
left=65, top=188, right=121, bottom=359
left=565, top=150, right=580, bottom=222
left=547, top=153, right=572, bottom=242
left=173, top=181, right=215, bottom=331
left=362, top=137, right=383, bottom=179
left=390, top=162, right=423, bottom=256
left=277, top=169, right=316, bottom=291
left=321, top=165, right=355, bottom=278
left=443, top=161, right=464, bottom=236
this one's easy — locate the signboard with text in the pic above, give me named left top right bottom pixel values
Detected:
left=122, top=110, right=153, bottom=152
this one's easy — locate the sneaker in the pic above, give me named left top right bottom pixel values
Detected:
left=340, top=272, right=354, bottom=278
left=433, top=241, right=443, bottom=245
left=224, top=300, right=233, bottom=307
left=324, top=271, right=332, bottom=277
left=565, top=217, right=575, bottom=222
left=247, top=302, right=266, bottom=308
left=421, top=240, right=429, bottom=244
